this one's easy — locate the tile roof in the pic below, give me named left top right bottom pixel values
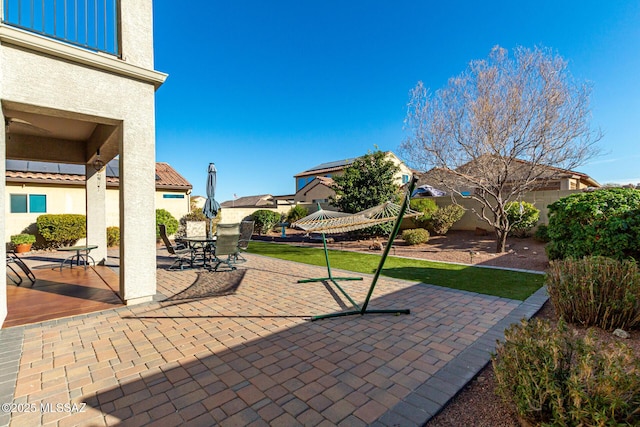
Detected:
left=220, top=194, right=274, bottom=208
left=5, top=160, right=192, bottom=190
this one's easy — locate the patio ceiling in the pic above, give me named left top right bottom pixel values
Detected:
left=3, top=100, right=120, bottom=165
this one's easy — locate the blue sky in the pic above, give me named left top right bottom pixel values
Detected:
left=153, top=1, right=640, bottom=202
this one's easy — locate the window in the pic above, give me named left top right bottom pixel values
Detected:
left=297, top=176, right=314, bottom=191
left=402, top=174, right=410, bottom=184
left=10, top=194, right=47, bottom=213
left=162, top=194, right=185, bottom=199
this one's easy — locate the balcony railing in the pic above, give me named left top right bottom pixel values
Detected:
left=2, top=0, right=120, bottom=56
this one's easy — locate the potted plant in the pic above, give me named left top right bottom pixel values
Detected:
left=11, top=234, right=36, bottom=253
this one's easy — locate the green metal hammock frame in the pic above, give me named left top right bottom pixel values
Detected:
left=293, top=176, right=420, bottom=320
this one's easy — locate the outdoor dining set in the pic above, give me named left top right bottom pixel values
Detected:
left=159, top=220, right=254, bottom=272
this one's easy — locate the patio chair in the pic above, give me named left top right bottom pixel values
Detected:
left=6, top=251, right=36, bottom=286
left=159, top=224, right=194, bottom=270
left=232, top=220, right=254, bottom=263
left=208, top=223, right=241, bottom=271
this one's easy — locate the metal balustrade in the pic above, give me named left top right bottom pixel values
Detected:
left=2, top=0, right=120, bottom=56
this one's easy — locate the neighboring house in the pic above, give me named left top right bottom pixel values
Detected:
left=1, top=0, right=167, bottom=325
left=416, top=157, right=600, bottom=195
left=294, top=152, right=414, bottom=203
left=5, top=160, right=192, bottom=242
left=191, top=195, right=207, bottom=210
left=293, top=176, right=336, bottom=204
left=220, top=194, right=279, bottom=208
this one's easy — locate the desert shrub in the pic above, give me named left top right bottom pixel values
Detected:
left=505, top=201, right=539, bottom=237
left=534, top=224, right=550, bottom=243
left=251, top=209, right=281, bottom=235
left=401, top=228, right=430, bottom=245
left=493, top=318, right=640, bottom=426
left=546, top=256, right=640, bottom=330
left=546, top=188, right=640, bottom=261
left=156, top=209, right=179, bottom=238
left=286, top=205, right=309, bottom=225
left=37, top=214, right=86, bottom=248
left=106, top=227, right=120, bottom=247
left=410, top=198, right=438, bottom=228
left=428, top=204, right=465, bottom=235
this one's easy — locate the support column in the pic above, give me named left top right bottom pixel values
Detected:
left=119, top=120, right=156, bottom=305
left=0, top=106, right=7, bottom=326
left=86, top=165, right=108, bottom=264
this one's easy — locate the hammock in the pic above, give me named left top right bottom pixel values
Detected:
left=293, top=201, right=421, bottom=234
left=292, top=177, right=420, bottom=321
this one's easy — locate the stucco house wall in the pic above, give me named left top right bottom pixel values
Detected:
left=1, top=0, right=167, bottom=325
left=5, top=183, right=190, bottom=243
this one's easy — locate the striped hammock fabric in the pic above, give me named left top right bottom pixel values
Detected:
left=292, top=201, right=421, bottom=234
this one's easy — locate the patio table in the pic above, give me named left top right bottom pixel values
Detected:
left=59, top=245, right=98, bottom=271
left=179, top=236, right=216, bottom=268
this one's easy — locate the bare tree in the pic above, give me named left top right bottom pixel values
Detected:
left=401, top=46, right=602, bottom=252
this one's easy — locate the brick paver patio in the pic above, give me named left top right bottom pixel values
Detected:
left=0, top=251, right=547, bottom=426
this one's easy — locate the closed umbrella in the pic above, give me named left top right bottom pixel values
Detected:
left=203, top=163, right=221, bottom=238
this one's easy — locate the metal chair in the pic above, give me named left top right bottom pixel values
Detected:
left=159, top=224, right=194, bottom=270
left=6, top=251, right=36, bottom=286
left=232, top=221, right=254, bottom=263
left=208, top=223, right=241, bottom=271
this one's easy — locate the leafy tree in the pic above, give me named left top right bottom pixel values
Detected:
left=330, top=150, right=400, bottom=236
left=401, top=46, right=601, bottom=252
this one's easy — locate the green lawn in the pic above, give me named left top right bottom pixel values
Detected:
left=247, top=241, right=545, bottom=301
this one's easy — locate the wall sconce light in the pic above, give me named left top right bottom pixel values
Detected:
left=93, top=149, right=106, bottom=172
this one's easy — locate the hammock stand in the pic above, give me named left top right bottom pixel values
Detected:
left=293, top=176, right=419, bottom=321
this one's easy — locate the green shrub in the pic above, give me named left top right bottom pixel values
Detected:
left=156, top=209, right=179, bottom=238
left=178, top=210, right=220, bottom=237
left=401, top=228, right=430, bottom=245
left=37, top=214, right=86, bottom=247
left=410, top=198, right=438, bottom=228
left=546, top=188, right=640, bottom=261
left=505, top=201, right=539, bottom=237
left=534, top=224, right=550, bottom=243
left=106, top=227, right=120, bottom=247
left=10, top=234, right=36, bottom=245
left=286, top=205, right=309, bottom=225
left=251, top=210, right=281, bottom=235
left=493, top=318, right=640, bottom=426
left=546, top=256, right=640, bottom=330
left=428, top=204, right=465, bottom=235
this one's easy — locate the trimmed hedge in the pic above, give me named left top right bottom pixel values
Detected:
left=401, top=228, right=430, bottom=245
left=36, top=214, right=86, bottom=248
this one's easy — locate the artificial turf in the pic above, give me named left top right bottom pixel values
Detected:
left=247, top=241, right=545, bottom=301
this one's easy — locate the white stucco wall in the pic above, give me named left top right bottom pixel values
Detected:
left=0, top=0, right=166, bottom=319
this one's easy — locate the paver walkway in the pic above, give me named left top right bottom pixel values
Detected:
left=0, top=252, right=547, bottom=426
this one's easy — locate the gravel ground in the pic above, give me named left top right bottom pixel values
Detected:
left=259, top=228, right=639, bottom=425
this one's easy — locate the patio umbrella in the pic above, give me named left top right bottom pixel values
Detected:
left=203, top=163, right=221, bottom=238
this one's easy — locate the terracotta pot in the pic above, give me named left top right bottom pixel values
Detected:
left=14, top=243, right=32, bottom=253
